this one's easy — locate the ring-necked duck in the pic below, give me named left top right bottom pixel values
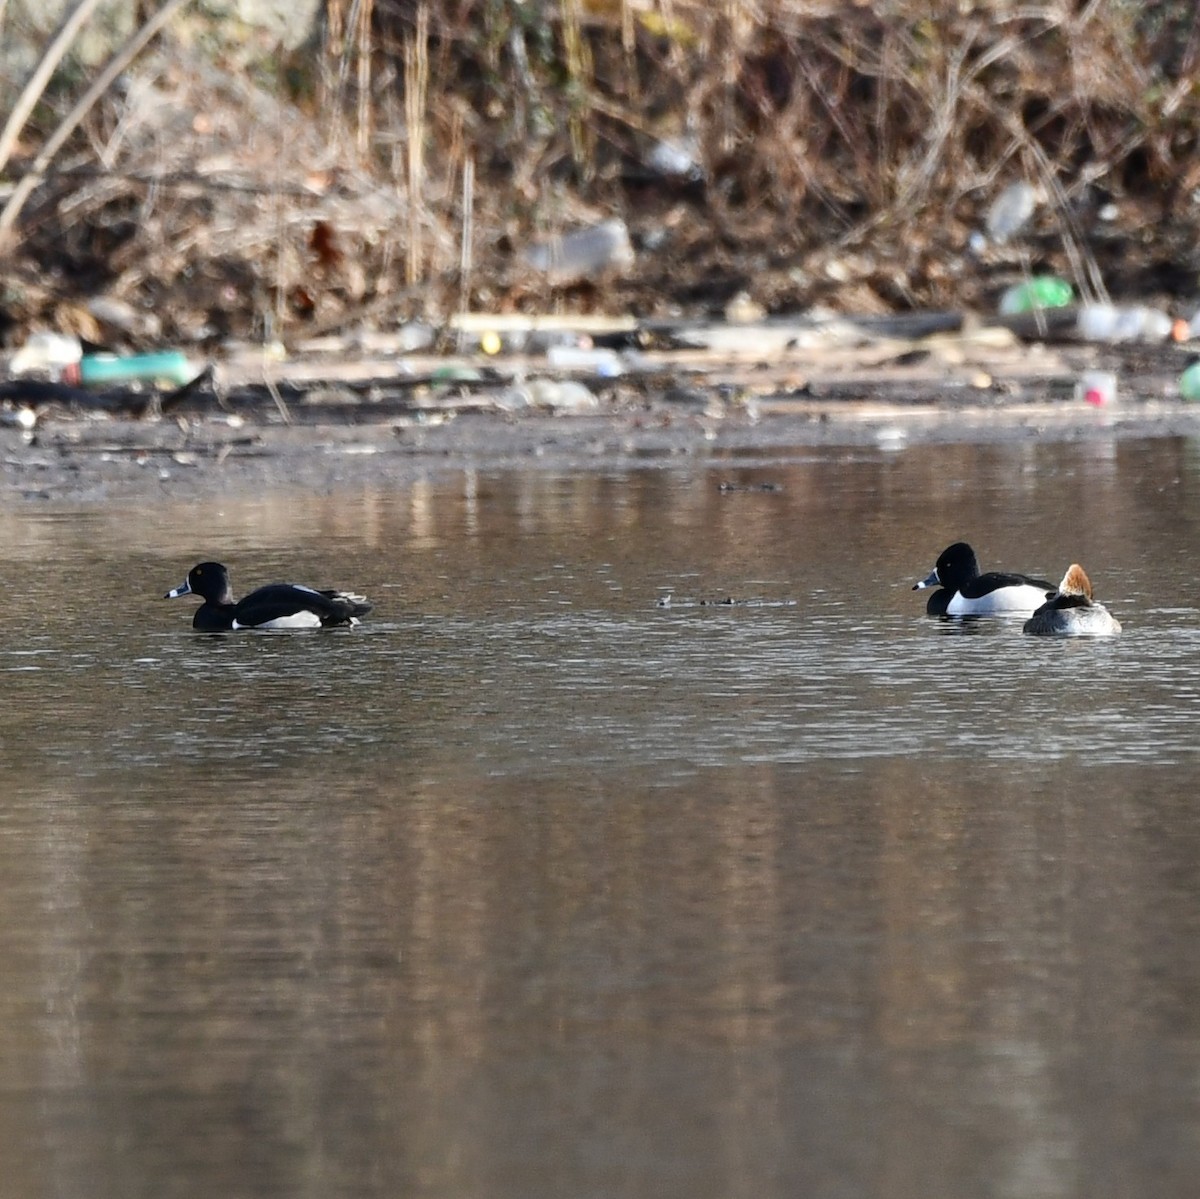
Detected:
left=1023, top=564, right=1121, bottom=636
left=165, top=562, right=372, bottom=631
left=913, top=541, right=1054, bottom=616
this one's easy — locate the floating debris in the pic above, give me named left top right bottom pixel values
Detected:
left=653, top=594, right=797, bottom=610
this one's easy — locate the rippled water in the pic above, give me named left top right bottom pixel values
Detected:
left=3, top=434, right=1200, bottom=1198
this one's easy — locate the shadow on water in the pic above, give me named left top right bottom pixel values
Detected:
left=2, top=434, right=1200, bottom=1198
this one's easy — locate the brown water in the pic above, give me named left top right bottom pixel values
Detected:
left=2, top=434, right=1200, bottom=1199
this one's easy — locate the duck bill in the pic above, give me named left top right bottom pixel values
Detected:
left=912, top=569, right=940, bottom=591
left=164, top=580, right=192, bottom=599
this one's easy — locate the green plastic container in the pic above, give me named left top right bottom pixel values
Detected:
left=1179, top=362, right=1200, bottom=401
left=998, top=276, right=1073, bottom=315
left=74, top=351, right=196, bottom=387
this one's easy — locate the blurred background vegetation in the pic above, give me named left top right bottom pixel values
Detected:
left=0, top=0, right=1197, bottom=345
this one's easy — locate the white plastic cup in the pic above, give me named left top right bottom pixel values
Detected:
left=1077, top=370, right=1117, bottom=407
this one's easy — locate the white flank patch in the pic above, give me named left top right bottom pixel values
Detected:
left=947, top=583, right=1049, bottom=616
left=234, top=611, right=323, bottom=630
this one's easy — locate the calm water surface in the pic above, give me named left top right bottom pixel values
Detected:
left=3, top=434, right=1200, bottom=1198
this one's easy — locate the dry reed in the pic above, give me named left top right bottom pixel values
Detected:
left=0, top=0, right=1196, bottom=341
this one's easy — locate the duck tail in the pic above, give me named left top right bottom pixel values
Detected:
left=320, top=590, right=374, bottom=623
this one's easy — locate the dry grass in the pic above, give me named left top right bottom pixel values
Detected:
left=2, top=0, right=1199, bottom=345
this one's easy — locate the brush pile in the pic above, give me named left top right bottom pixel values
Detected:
left=1, top=0, right=1198, bottom=350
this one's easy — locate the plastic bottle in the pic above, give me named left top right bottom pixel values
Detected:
left=985, top=181, right=1038, bottom=245
left=522, top=219, right=635, bottom=285
left=545, top=344, right=624, bottom=377
left=998, top=276, right=1073, bottom=314
left=1076, top=304, right=1173, bottom=343
left=62, top=351, right=197, bottom=387
left=1179, top=362, right=1200, bottom=401
left=1076, top=370, right=1117, bottom=407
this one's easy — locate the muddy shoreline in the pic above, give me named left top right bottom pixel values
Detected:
left=4, top=329, right=1198, bottom=503
left=6, top=396, right=1200, bottom=505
